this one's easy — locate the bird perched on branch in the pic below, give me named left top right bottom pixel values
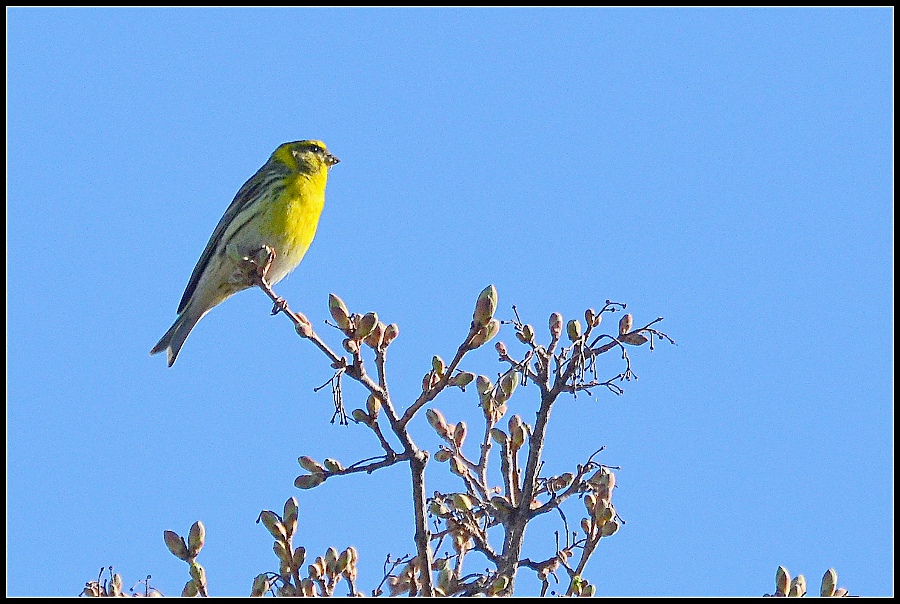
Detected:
left=151, top=140, right=339, bottom=366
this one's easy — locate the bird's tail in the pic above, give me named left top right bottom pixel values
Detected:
left=150, top=311, right=201, bottom=367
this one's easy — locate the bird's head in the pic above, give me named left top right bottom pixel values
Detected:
left=272, top=140, right=339, bottom=174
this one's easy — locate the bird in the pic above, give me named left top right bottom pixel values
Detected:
left=151, top=140, right=339, bottom=366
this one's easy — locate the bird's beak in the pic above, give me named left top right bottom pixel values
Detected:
left=326, top=153, right=340, bottom=167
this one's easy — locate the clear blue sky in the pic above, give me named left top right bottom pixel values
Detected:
left=7, top=8, right=892, bottom=597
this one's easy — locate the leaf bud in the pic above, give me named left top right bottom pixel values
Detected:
left=430, top=355, right=446, bottom=377
left=343, top=338, right=359, bottom=355
left=449, top=371, right=475, bottom=389
left=776, top=566, right=791, bottom=596
left=618, top=313, right=633, bottom=336
left=355, top=312, right=379, bottom=340
left=351, top=408, right=371, bottom=424
left=470, top=318, right=501, bottom=348
left=585, top=308, right=601, bottom=327
left=567, top=319, right=583, bottom=342
left=490, top=428, right=508, bottom=445
left=383, top=323, right=400, bottom=347
left=294, top=313, right=313, bottom=338
left=293, top=473, right=325, bottom=489
left=473, top=285, right=498, bottom=328
left=324, top=458, right=344, bottom=472
left=476, top=375, right=493, bottom=395
left=189, top=561, right=206, bottom=587
left=188, top=521, right=205, bottom=556
left=789, top=575, right=807, bottom=597
left=600, top=519, right=619, bottom=537
left=517, top=323, right=535, bottom=344
left=364, top=321, right=385, bottom=349
left=182, top=579, right=199, bottom=598
left=366, top=393, right=382, bottom=418
left=426, top=408, right=448, bottom=435
left=328, top=293, right=351, bottom=331
left=549, top=312, right=563, bottom=339
left=454, top=421, right=467, bottom=448
left=821, top=568, right=838, bottom=598
left=499, top=371, right=520, bottom=400
left=495, top=341, right=508, bottom=357
left=293, top=546, right=307, bottom=569
left=434, top=449, right=452, bottom=462
left=164, top=530, right=190, bottom=561
left=298, top=456, right=325, bottom=474
left=251, top=573, right=270, bottom=597
left=621, top=332, right=649, bottom=346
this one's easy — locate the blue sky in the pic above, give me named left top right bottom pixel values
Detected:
left=7, top=8, right=892, bottom=597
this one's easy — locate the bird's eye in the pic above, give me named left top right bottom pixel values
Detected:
left=308, top=144, right=323, bottom=154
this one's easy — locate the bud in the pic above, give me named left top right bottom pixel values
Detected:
left=490, top=428, right=508, bottom=445
left=567, top=319, right=583, bottom=342
left=549, top=312, right=563, bottom=339
left=337, top=548, right=352, bottom=573
left=556, top=472, right=574, bottom=490
left=775, top=566, right=791, bottom=596
left=293, top=546, right=307, bottom=570
left=470, top=318, right=500, bottom=348
left=351, top=408, right=371, bottom=424
left=189, top=561, right=206, bottom=587
left=426, top=408, right=448, bottom=436
left=366, top=393, right=382, bottom=418
left=251, top=573, right=270, bottom=597
left=508, top=415, right=526, bottom=450
left=364, top=321, right=385, bottom=349
left=599, top=519, right=619, bottom=537
left=328, top=293, right=351, bottom=331
left=258, top=510, right=287, bottom=541
left=188, top=521, right=205, bottom=557
left=284, top=497, right=299, bottom=532
left=473, top=285, right=498, bottom=328
left=489, top=575, right=510, bottom=596
left=294, top=473, right=325, bottom=489
left=109, top=573, right=123, bottom=597
left=789, top=575, right=807, bottom=598
left=294, top=313, right=313, bottom=338
left=580, top=517, right=592, bottom=535
left=585, top=308, right=600, bottom=328
left=495, top=341, right=508, bottom=357
left=821, top=568, right=838, bottom=598
left=429, top=499, right=451, bottom=517
left=449, top=371, right=475, bottom=389
left=343, top=338, right=359, bottom=355
left=324, top=547, right=340, bottom=574
left=584, top=493, right=597, bottom=515
left=182, top=579, right=199, bottom=598
left=298, top=456, right=326, bottom=474
left=451, top=493, right=474, bottom=512
left=618, top=313, right=633, bottom=336
left=517, top=323, right=535, bottom=344
left=449, top=456, right=467, bottom=477
left=434, top=449, right=452, bottom=462
left=431, top=355, right=446, bottom=377
left=355, top=312, right=379, bottom=340
left=164, top=530, right=190, bottom=561
left=475, top=376, right=492, bottom=397
left=324, top=458, right=344, bottom=472
left=274, top=540, right=292, bottom=565
left=499, top=371, right=520, bottom=401
left=383, top=323, right=400, bottom=347
left=581, top=583, right=597, bottom=597
left=454, top=422, right=467, bottom=448
left=621, top=332, right=649, bottom=346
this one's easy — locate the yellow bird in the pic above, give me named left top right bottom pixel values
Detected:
left=151, top=140, right=339, bottom=366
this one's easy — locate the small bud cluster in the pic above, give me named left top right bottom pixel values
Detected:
left=329, top=293, right=398, bottom=353
left=161, top=521, right=207, bottom=596
left=766, top=566, right=850, bottom=598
